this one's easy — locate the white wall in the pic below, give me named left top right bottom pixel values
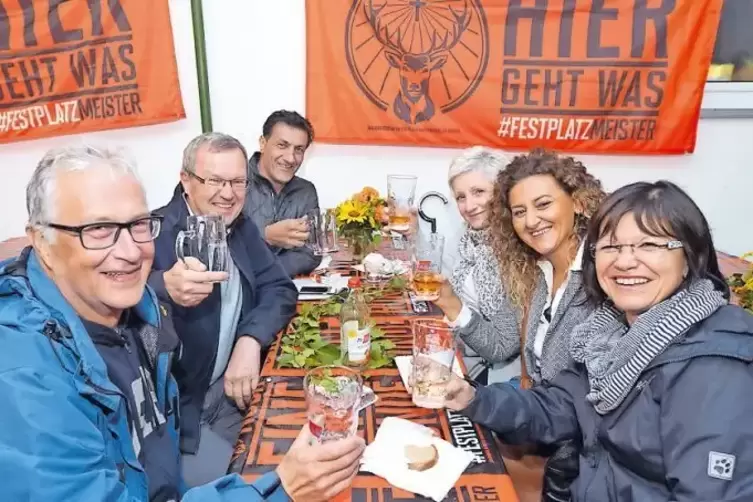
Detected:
left=0, top=0, right=202, bottom=240
left=0, top=0, right=751, bottom=258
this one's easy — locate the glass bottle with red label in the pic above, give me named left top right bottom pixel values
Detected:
left=340, top=276, right=371, bottom=367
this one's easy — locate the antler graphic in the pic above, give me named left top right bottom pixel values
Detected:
left=425, top=0, right=471, bottom=56
left=364, top=0, right=409, bottom=54
left=364, top=0, right=471, bottom=56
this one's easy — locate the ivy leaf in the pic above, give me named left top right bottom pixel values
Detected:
left=379, top=339, right=396, bottom=350
left=277, top=353, right=295, bottom=367
left=294, top=353, right=307, bottom=367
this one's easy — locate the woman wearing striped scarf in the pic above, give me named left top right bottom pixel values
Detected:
left=429, top=181, right=753, bottom=501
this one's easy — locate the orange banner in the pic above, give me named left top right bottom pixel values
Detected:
left=0, top=0, right=185, bottom=144
left=306, top=0, right=722, bottom=154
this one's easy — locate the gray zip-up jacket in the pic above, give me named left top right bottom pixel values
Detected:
left=244, top=152, right=321, bottom=277
left=462, top=305, right=753, bottom=501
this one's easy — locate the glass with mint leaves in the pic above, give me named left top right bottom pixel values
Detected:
left=304, top=366, right=363, bottom=443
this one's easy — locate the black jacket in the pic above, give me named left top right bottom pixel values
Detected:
left=149, top=185, right=297, bottom=453
left=244, top=152, right=321, bottom=277
left=463, top=305, right=753, bottom=501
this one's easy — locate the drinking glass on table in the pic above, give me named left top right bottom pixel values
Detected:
left=411, top=233, right=444, bottom=301
left=387, top=175, right=417, bottom=232
left=411, top=319, right=456, bottom=409
left=175, top=215, right=228, bottom=273
left=306, top=209, right=339, bottom=255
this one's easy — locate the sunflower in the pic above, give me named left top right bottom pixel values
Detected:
left=337, top=199, right=368, bottom=224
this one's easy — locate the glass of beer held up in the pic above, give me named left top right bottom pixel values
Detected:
left=412, top=319, right=456, bottom=409
left=411, top=233, right=444, bottom=301
left=387, top=174, right=417, bottom=232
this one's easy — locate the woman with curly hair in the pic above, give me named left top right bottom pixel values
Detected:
left=485, top=148, right=605, bottom=502
left=487, top=148, right=605, bottom=387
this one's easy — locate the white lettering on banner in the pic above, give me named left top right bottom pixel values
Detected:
left=447, top=410, right=486, bottom=464
left=0, top=100, right=80, bottom=133
left=497, top=115, right=659, bottom=142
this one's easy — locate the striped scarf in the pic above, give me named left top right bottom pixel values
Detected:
left=570, top=279, right=726, bottom=415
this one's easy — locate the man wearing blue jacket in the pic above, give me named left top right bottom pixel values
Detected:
left=0, top=146, right=364, bottom=501
left=149, top=133, right=299, bottom=485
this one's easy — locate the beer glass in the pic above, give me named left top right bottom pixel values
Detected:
left=306, top=209, right=339, bottom=255
left=411, top=233, right=444, bottom=301
left=411, top=320, right=456, bottom=409
left=387, top=175, right=417, bottom=232
left=175, top=215, right=229, bottom=273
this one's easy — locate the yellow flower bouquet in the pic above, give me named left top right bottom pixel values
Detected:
left=334, top=187, right=388, bottom=259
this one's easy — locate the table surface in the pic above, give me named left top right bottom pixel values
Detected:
left=228, top=250, right=520, bottom=502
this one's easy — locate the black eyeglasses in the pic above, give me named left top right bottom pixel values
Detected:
left=45, top=215, right=164, bottom=250
left=187, top=171, right=249, bottom=191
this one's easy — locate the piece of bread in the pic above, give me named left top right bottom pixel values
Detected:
left=405, top=444, right=439, bottom=471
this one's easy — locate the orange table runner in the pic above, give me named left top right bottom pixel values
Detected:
left=229, top=247, right=519, bottom=502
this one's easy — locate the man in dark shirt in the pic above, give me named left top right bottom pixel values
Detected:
left=83, top=310, right=180, bottom=501
left=244, top=110, right=322, bottom=277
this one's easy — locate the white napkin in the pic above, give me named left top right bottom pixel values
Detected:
left=394, top=355, right=464, bottom=390
left=314, top=255, right=332, bottom=271
left=360, top=417, right=475, bottom=501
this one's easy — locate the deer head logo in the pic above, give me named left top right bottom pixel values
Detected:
left=364, top=0, right=471, bottom=124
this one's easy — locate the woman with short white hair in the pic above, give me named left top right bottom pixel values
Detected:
left=433, top=146, right=521, bottom=384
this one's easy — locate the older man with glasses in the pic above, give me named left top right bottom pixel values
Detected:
left=149, top=132, right=298, bottom=486
left=0, top=145, right=364, bottom=501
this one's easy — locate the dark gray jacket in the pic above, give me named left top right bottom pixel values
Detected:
left=463, top=305, right=753, bottom=502
left=244, top=152, right=321, bottom=277
left=461, top=266, right=593, bottom=384
left=524, top=270, right=594, bottom=384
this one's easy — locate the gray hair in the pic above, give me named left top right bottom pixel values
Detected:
left=181, top=132, right=248, bottom=174
left=447, top=146, right=512, bottom=187
left=26, top=145, right=141, bottom=235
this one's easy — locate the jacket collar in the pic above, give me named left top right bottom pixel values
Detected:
left=6, top=247, right=163, bottom=410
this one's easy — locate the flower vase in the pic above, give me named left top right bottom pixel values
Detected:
left=348, top=236, right=373, bottom=262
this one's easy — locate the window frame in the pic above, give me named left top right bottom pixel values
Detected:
left=701, top=82, right=753, bottom=118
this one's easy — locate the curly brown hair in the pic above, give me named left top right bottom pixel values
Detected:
left=488, top=148, right=606, bottom=309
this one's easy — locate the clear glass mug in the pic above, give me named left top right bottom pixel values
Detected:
left=411, top=233, right=445, bottom=301
left=175, top=215, right=229, bottom=273
left=387, top=175, right=417, bottom=232
left=411, top=319, right=456, bottom=409
left=306, top=209, right=339, bottom=256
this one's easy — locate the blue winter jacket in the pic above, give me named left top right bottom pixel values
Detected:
left=0, top=248, right=288, bottom=501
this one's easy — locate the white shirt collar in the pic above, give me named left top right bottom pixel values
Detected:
left=537, top=241, right=585, bottom=273
left=183, top=192, right=195, bottom=216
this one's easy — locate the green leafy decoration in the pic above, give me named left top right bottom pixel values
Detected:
left=278, top=278, right=407, bottom=369
left=728, top=252, right=753, bottom=315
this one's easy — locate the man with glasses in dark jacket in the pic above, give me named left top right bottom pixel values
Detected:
left=245, top=110, right=322, bottom=277
left=150, top=133, right=298, bottom=486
